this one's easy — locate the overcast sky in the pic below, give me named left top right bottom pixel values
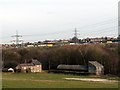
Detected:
left=0, top=0, right=119, bottom=43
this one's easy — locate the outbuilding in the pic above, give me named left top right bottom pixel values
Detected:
left=88, top=61, right=104, bottom=75
left=57, top=61, right=104, bottom=76
left=8, top=68, right=14, bottom=72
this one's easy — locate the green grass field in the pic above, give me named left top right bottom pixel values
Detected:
left=2, top=72, right=119, bottom=88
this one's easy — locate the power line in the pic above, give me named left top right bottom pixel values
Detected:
left=2, top=18, right=118, bottom=38
left=2, top=18, right=118, bottom=43
left=77, top=18, right=118, bottom=30
left=80, top=25, right=118, bottom=35
left=17, top=18, right=118, bottom=37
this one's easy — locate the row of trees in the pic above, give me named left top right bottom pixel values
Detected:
left=2, top=43, right=120, bottom=75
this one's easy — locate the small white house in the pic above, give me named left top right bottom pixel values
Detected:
left=8, top=68, right=14, bottom=72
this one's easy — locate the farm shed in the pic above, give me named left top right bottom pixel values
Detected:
left=57, top=61, right=104, bottom=75
left=15, top=59, right=42, bottom=73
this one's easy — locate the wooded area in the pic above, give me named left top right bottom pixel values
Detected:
left=2, top=43, right=120, bottom=75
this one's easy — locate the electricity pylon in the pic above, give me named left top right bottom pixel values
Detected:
left=11, top=30, right=23, bottom=48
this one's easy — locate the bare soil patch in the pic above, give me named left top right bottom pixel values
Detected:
left=64, top=78, right=118, bottom=83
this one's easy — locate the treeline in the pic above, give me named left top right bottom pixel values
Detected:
left=2, top=43, right=120, bottom=75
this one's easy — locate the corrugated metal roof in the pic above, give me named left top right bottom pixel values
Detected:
left=57, top=65, right=87, bottom=70
left=89, top=61, right=103, bottom=68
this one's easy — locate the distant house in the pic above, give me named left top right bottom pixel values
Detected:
left=57, top=61, right=104, bottom=76
left=106, top=41, right=112, bottom=44
left=46, top=43, right=53, bottom=47
left=15, top=59, right=42, bottom=73
left=27, top=45, right=34, bottom=47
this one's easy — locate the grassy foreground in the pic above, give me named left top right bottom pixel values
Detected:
left=2, top=72, right=118, bottom=88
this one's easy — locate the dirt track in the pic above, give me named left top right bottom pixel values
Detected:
left=64, top=78, right=118, bottom=83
